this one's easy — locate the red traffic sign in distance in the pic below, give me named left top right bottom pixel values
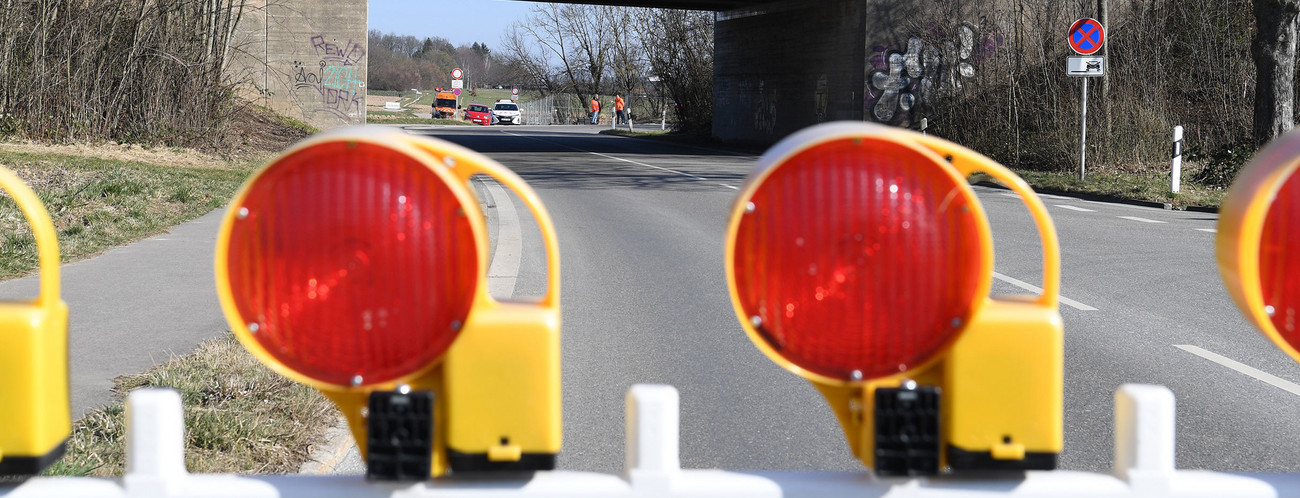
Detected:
left=512, top=87, right=519, bottom=96
left=451, top=68, right=463, bottom=80
left=1068, top=18, right=1105, bottom=55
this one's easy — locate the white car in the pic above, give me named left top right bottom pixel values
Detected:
left=493, top=100, right=522, bottom=125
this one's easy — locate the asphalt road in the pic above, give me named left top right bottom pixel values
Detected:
left=401, top=124, right=1300, bottom=476
left=8, top=122, right=1297, bottom=477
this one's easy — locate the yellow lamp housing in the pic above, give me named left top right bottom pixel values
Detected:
left=0, top=166, right=70, bottom=476
left=723, top=122, right=1063, bottom=476
left=214, top=126, right=561, bottom=479
left=1217, top=130, right=1300, bottom=362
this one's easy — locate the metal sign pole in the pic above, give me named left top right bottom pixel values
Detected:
left=1080, top=77, right=1088, bottom=181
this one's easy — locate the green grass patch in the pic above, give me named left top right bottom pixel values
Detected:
left=43, top=333, right=336, bottom=476
left=365, top=114, right=471, bottom=126
left=971, top=163, right=1225, bottom=210
left=0, top=150, right=257, bottom=280
left=262, top=108, right=320, bottom=135
left=601, top=129, right=671, bottom=138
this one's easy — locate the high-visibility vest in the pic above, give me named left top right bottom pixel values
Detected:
left=591, top=99, right=600, bottom=112
left=615, top=97, right=625, bottom=110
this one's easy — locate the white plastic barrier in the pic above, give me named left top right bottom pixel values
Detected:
left=5, top=384, right=1300, bottom=497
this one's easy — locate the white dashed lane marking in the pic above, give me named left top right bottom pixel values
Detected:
left=1055, top=205, right=1095, bottom=212
left=992, top=272, right=1098, bottom=311
left=1177, top=345, right=1300, bottom=397
left=1196, top=228, right=1217, bottom=233
left=1118, top=216, right=1165, bottom=224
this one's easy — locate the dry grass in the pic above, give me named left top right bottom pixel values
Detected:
left=0, top=148, right=258, bottom=279
left=972, top=160, right=1226, bottom=210
left=44, top=333, right=337, bottom=476
left=365, top=113, right=471, bottom=125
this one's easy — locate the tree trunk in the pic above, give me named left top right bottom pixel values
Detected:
left=1252, top=0, right=1300, bottom=146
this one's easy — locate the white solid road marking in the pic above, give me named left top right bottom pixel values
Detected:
left=587, top=150, right=710, bottom=181
left=991, top=272, right=1098, bottom=311
left=1055, top=204, right=1095, bottom=212
left=1118, top=216, right=1165, bottom=224
left=481, top=179, right=522, bottom=300
left=998, top=193, right=1020, bottom=198
left=1176, top=345, right=1300, bottom=397
left=1196, top=228, right=1217, bottom=233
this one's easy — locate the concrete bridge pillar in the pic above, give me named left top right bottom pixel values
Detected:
left=714, top=0, right=1001, bottom=144
left=229, top=0, right=369, bottom=130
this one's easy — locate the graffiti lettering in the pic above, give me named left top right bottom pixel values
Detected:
left=866, top=23, right=1000, bottom=125
left=310, top=35, right=366, bottom=66
left=752, top=80, right=777, bottom=135
left=291, top=55, right=365, bottom=123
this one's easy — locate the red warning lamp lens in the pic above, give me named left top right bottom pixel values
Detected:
left=225, top=141, right=479, bottom=386
left=732, top=137, right=985, bottom=381
left=1262, top=170, right=1300, bottom=346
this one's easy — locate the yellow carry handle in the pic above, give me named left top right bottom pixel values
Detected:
left=0, top=165, right=70, bottom=476
left=404, top=135, right=563, bottom=472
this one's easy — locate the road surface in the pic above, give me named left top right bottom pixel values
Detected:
left=402, top=124, right=1300, bottom=475
left=6, top=123, right=1295, bottom=477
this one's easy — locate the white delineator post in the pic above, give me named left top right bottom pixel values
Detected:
left=124, top=389, right=188, bottom=495
left=1114, top=384, right=1176, bottom=493
left=1171, top=125, right=1183, bottom=193
left=625, top=384, right=680, bottom=493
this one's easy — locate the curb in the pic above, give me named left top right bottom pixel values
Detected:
left=297, top=417, right=357, bottom=475
left=971, top=181, right=1220, bottom=214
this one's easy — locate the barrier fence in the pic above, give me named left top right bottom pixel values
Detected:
left=5, top=384, right=1300, bottom=497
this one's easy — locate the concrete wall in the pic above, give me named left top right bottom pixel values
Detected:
left=714, top=0, right=1005, bottom=144
left=713, top=0, right=867, bottom=143
left=229, top=0, right=368, bottom=129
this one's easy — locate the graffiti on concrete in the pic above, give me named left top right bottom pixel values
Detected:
left=866, top=23, right=1002, bottom=124
left=755, top=81, right=778, bottom=135
left=736, top=79, right=779, bottom=135
left=814, top=75, right=828, bottom=123
left=292, top=35, right=367, bottom=123
left=311, top=35, right=366, bottom=66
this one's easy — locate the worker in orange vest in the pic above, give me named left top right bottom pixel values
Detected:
left=614, top=94, right=626, bottom=125
left=590, top=95, right=601, bottom=124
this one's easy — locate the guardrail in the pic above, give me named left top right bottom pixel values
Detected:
left=5, top=383, right=1300, bottom=497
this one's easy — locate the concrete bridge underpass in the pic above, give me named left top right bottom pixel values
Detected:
left=236, top=0, right=977, bottom=144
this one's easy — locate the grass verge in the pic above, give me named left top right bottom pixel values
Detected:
left=601, top=129, right=1225, bottom=209
left=43, top=333, right=336, bottom=476
left=366, top=113, right=471, bottom=126
left=0, top=148, right=258, bottom=280
left=972, top=162, right=1226, bottom=210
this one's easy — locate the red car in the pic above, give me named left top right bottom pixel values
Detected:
left=465, top=104, right=493, bottom=126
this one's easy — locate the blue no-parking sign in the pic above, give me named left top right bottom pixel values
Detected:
left=1068, top=18, right=1105, bottom=55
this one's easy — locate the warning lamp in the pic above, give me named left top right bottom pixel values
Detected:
left=1218, top=130, right=1300, bottom=362
left=215, top=126, right=561, bottom=479
left=0, top=166, right=70, bottom=476
left=725, top=121, right=1063, bottom=476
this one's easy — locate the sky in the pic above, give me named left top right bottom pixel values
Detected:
left=368, top=0, right=537, bottom=49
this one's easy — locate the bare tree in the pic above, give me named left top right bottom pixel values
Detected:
left=0, top=0, right=247, bottom=146
left=608, top=7, right=645, bottom=100
left=501, top=23, right=564, bottom=94
left=1252, top=0, right=1300, bottom=145
left=634, top=9, right=713, bottom=134
left=499, top=4, right=614, bottom=102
